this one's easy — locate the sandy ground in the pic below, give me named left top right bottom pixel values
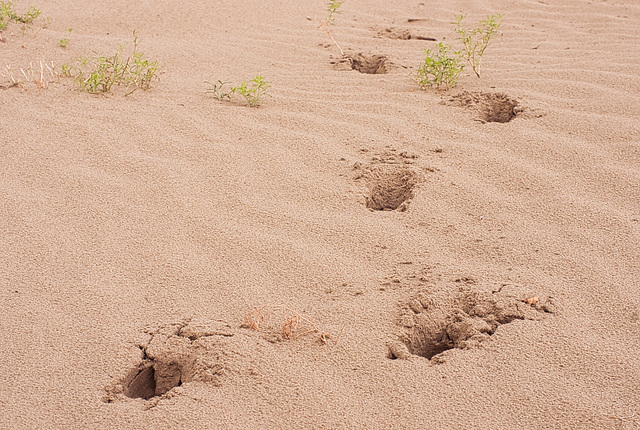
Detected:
left=1, top=0, right=640, bottom=428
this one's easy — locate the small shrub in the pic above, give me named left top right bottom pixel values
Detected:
left=454, top=14, right=502, bottom=78
left=62, top=31, right=160, bottom=95
left=205, top=75, right=270, bottom=107
left=415, top=42, right=464, bottom=90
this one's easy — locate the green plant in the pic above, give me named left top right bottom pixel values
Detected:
left=0, top=2, right=40, bottom=24
left=415, top=42, right=464, bottom=90
left=0, top=1, right=14, bottom=31
left=1, top=1, right=43, bottom=38
left=326, top=0, right=343, bottom=25
left=58, top=27, right=71, bottom=47
left=15, top=5, right=40, bottom=23
left=62, top=31, right=160, bottom=95
left=318, top=0, right=344, bottom=56
left=454, top=14, right=502, bottom=78
left=205, top=75, right=270, bottom=107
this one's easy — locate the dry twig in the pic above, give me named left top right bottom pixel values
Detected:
left=244, top=305, right=342, bottom=345
left=2, top=60, right=57, bottom=90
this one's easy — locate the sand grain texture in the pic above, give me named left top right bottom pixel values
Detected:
left=1, top=0, right=640, bottom=428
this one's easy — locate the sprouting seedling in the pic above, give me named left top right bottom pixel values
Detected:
left=0, top=2, right=11, bottom=32
left=318, top=0, right=345, bottom=57
left=326, top=0, right=343, bottom=25
left=1, top=2, right=49, bottom=38
left=205, top=75, right=270, bottom=107
left=14, top=5, right=41, bottom=24
left=58, top=28, right=72, bottom=48
left=453, top=14, right=502, bottom=78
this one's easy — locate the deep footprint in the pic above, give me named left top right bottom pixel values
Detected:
left=390, top=288, right=553, bottom=361
left=445, top=91, right=520, bottom=123
left=348, top=53, right=388, bottom=74
left=104, top=319, right=254, bottom=403
left=365, top=165, right=418, bottom=211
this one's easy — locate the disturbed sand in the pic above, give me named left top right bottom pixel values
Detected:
left=1, top=0, right=640, bottom=428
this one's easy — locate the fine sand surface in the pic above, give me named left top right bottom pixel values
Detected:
left=2, top=0, right=640, bottom=428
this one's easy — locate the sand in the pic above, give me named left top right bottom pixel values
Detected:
left=1, top=0, right=639, bottom=428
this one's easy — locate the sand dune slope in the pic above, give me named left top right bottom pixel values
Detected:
left=1, top=0, right=639, bottom=428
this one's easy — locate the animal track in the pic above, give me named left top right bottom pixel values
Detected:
left=365, top=165, right=418, bottom=211
left=104, top=319, right=255, bottom=405
left=389, top=286, right=554, bottom=361
left=332, top=53, right=389, bottom=74
left=352, top=149, right=430, bottom=212
left=445, top=91, right=521, bottom=123
left=376, top=27, right=436, bottom=41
